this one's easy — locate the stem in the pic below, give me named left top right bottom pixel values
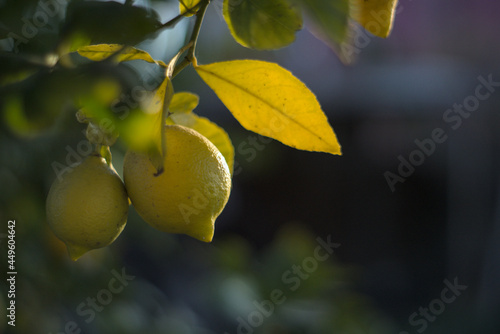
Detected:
left=187, top=0, right=210, bottom=64
left=171, top=0, right=210, bottom=78
left=166, top=41, right=193, bottom=78
left=159, top=0, right=206, bottom=31
left=160, top=13, right=185, bottom=30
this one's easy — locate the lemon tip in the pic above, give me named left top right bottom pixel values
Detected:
left=66, top=243, right=91, bottom=261
left=187, top=228, right=214, bottom=243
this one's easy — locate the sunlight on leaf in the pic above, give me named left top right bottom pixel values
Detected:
left=120, top=77, right=172, bottom=158
left=78, top=44, right=167, bottom=67
left=350, top=0, right=399, bottom=38
left=195, top=60, right=341, bottom=155
left=167, top=92, right=235, bottom=174
left=223, top=0, right=303, bottom=50
left=100, top=145, right=112, bottom=166
left=143, top=77, right=171, bottom=116
left=119, top=110, right=160, bottom=151
left=179, top=0, right=202, bottom=17
left=169, top=92, right=200, bottom=114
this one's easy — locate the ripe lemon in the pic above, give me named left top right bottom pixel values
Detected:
left=123, top=124, right=231, bottom=242
left=46, top=155, right=129, bottom=260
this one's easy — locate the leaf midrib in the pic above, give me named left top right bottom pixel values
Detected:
left=196, top=64, right=335, bottom=147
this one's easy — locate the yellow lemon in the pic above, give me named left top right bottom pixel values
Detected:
left=46, top=155, right=129, bottom=260
left=123, top=124, right=231, bottom=242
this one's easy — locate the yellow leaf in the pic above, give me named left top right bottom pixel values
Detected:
left=78, top=44, right=167, bottom=67
left=144, top=76, right=172, bottom=116
left=179, top=0, right=202, bottom=17
left=169, top=92, right=200, bottom=114
left=195, top=60, right=341, bottom=155
left=122, top=77, right=172, bottom=152
left=349, top=0, right=399, bottom=38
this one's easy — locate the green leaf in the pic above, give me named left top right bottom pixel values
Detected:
left=167, top=92, right=235, bottom=174
left=0, top=54, right=44, bottom=87
left=120, top=76, right=173, bottom=167
left=179, top=0, right=202, bottom=17
left=62, top=1, right=161, bottom=47
left=2, top=67, right=92, bottom=136
left=223, top=0, right=303, bottom=50
left=100, top=145, right=112, bottom=166
left=0, top=0, right=40, bottom=41
left=350, top=0, right=399, bottom=38
left=195, top=60, right=341, bottom=155
left=3, top=96, right=32, bottom=136
left=119, top=105, right=167, bottom=174
left=118, top=109, right=160, bottom=151
left=77, top=44, right=167, bottom=67
left=294, top=0, right=354, bottom=64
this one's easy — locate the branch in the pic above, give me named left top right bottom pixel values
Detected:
left=171, top=0, right=210, bottom=78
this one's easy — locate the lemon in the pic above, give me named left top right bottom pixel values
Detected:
left=46, top=155, right=129, bottom=260
left=123, top=124, right=231, bottom=242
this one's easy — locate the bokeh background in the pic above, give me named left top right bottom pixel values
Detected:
left=1, top=0, right=500, bottom=333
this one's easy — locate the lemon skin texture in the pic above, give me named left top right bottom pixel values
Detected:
left=46, top=155, right=129, bottom=260
left=123, top=125, right=231, bottom=242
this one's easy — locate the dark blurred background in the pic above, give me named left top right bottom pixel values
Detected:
left=1, top=0, right=500, bottom=333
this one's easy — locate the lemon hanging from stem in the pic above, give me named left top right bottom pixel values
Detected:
left=46, top=155, right=129, bottom=260
left=123, top=124, right=231, bottom=242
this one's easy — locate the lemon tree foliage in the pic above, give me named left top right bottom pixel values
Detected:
left=168, top=91, right=201, bottom=114
left=78, top=44, right=167, bottom=67
left=223, top=0, right=303, bottom=50
left=196, top=60, right=341, bottom=155
left=61, top=0, right=162, bottom=49
left=350, top=0, right=399, bottom=38
left=0, top=0, right=400, bottom=256
left=179, top=0, right=203, bottom=17
left=125, top=76, right=174, bottom=174
left=294, top=0, right=352, bottom=63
